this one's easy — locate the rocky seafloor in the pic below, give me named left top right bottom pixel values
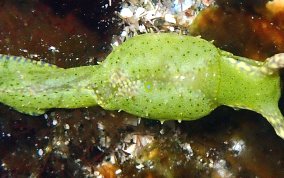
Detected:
left=0, top=0, right=284, bottom=177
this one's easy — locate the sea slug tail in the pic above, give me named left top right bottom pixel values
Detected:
left=262, top=107, right=284, bottom=139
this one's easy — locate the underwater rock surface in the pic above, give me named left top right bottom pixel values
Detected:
left=0, top=0, right=284, bottom=177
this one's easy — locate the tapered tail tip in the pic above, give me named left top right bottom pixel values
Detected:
left=265, top=113, right=284, bottom=139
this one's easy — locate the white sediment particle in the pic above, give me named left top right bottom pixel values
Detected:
left=122, top=134, right=154, bottom=157
left=213, top=159, right=233, bottom=177
left=110, top=154, right=117, bottom=164
left=120, top=8, right=133, bottom=18
left=98, top=121, right=104, bottom=130
left=170, top=0, right=194, bottom=13
left=180, top=142, right=193, bottom=157
left=145, top=10, right=162, bottom=20
left=230, top=139, right=246, bottom=156
left=165, top=14, right=176, bottom=24
left=94, top=171, right=101, bottom=176
left=19, top=48, right=28, bottom=53
left=52, top=119, right=58, bottom=126
left=56, top=140, right=61, bottom=146
left=64, top=124, right=70, bottom=130
left=100, top=136, right=111, bottom=148
left=202, top=0, right=214, bottom=6
left=136, top=163, right=144, bottom=169
left=116, top=0, right=208, bottom=46
left=169, top=26, right=175, bottom=31
left=135, top=7, right=146, bottom=18
left=38, top=149, right=44, bottom=156
left=1, top=162, right=7, bottom=170
left=138, top=24, right=147, bottom=32
left=112, top=41, right=119, bottom=47
left=123, top=144, right=137, bottom=155
left=48, top=46, right=59, bottom=53
left=121, top=31, right=128, bottom=37
left=115, top=169, right=122, bottom=175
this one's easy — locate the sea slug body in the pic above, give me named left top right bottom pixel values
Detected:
left=0, top=33, right=284, bottom=139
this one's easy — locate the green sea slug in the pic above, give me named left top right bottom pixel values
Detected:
left=1, top=33, right=284, bottom=139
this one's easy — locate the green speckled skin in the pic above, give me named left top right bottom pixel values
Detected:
left=0, top=56, right=100, bottom=114
left=98, top=34, right=220, bottom=120
left=0, top=33, right=284, bottom=138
